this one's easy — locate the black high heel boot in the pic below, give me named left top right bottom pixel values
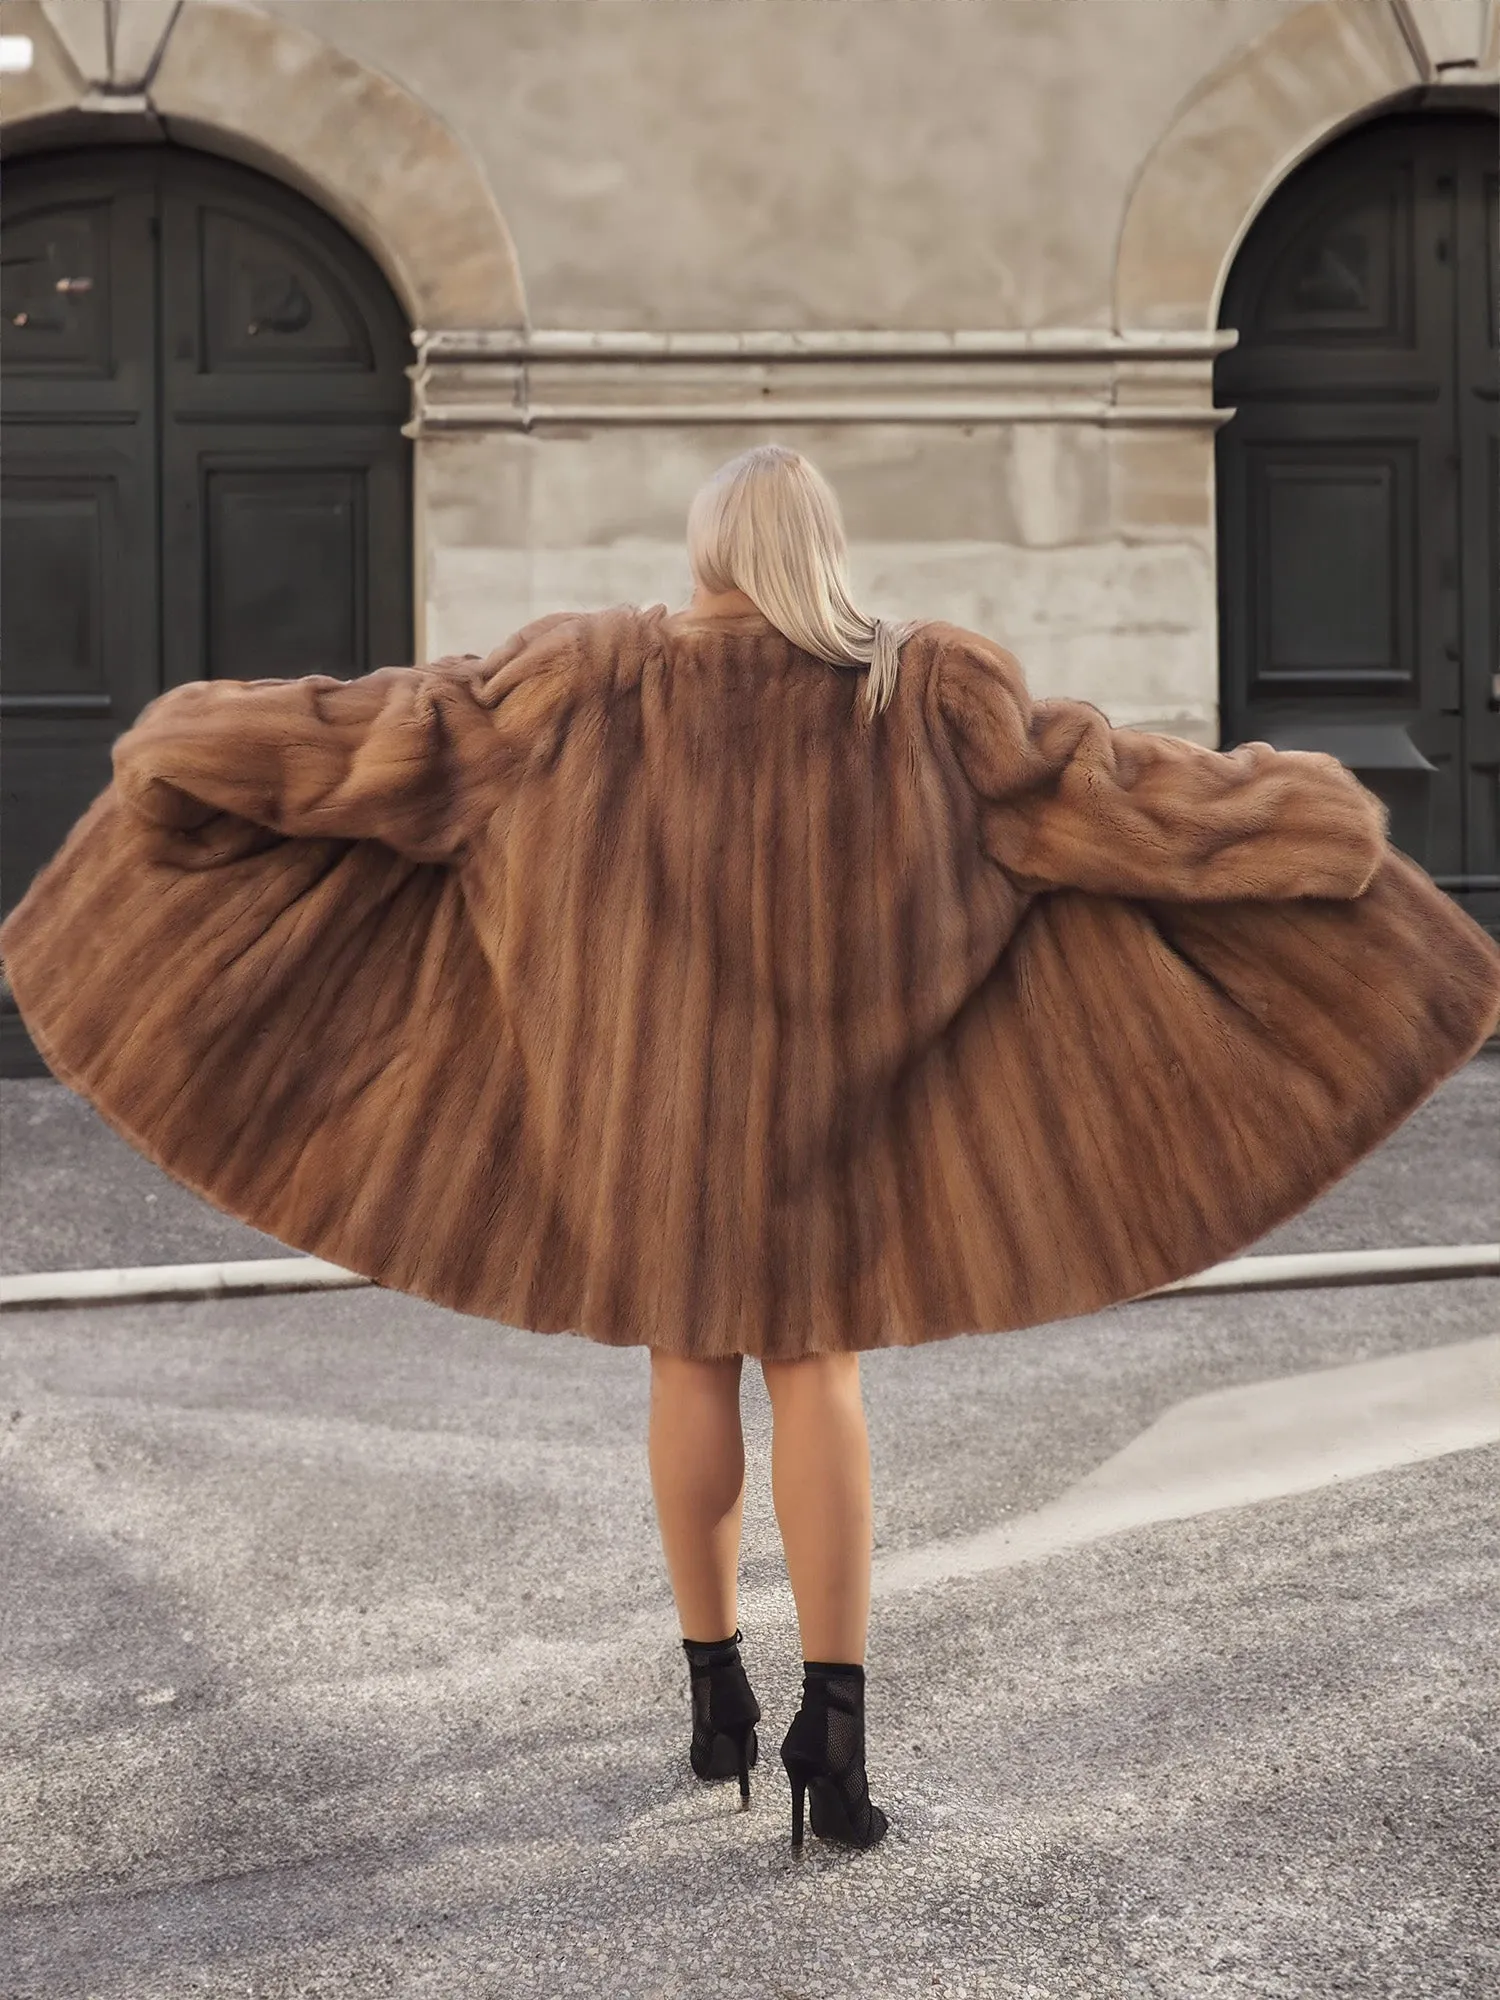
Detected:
left=779, top=1660, right=889, bottom=1851
left=682, top=1628, right=761, bottom=1808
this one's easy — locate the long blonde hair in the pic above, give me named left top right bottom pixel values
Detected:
left=685, top=444, right=915, bottom=721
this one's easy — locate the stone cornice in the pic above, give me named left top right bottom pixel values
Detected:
left=416, top=328, right=1238, bottom=362
left=407, top=328, right=1240, bottom=435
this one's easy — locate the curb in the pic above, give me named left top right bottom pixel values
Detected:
left=1138, top=1242, right=1499, bottom=1297
left=0, top=1243, right=1495, bottom=1313
left=0, top=1256, right=367, bottom=1311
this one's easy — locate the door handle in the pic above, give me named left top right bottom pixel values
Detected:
left=53, top=276, right=93, bottom=294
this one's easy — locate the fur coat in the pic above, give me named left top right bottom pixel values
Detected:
left=3, top=603, right=1498, bottom=1360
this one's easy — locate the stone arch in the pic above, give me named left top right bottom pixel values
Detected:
left=0, top=0, right=526, bottom=332
left=1114, top=0, right=1425, bottom=332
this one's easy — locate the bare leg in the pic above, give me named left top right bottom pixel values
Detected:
left=760, top=1351, right=872, bottom=1663
left=648, top=1350, right=747, bottom=1642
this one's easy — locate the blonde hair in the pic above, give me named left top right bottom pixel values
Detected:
left=685, top=444, right=915, bottom=721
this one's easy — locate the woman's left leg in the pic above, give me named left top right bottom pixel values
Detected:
left=648, top=1349, right=747, bottom=1643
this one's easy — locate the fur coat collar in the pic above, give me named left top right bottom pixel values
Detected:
left=3, top=604, right=1497, bottom=1358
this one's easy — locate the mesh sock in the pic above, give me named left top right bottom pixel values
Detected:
left=683, top=1627, right=743, bottom=1666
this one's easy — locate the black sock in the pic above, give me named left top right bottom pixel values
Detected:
left=683, top=1628, right=742, bottom=1663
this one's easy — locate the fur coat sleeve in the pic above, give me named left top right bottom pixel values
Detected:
left=3, top=603, right=1497, bottom=1360
left=109, top=611, right=582, bottom=856
left=933, top=623, right=1388, bottom=902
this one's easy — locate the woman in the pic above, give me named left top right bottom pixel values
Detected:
left=4, top=446, right=1498, bottom=1856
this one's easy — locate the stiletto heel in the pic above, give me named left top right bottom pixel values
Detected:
left=778, top=1661, right=889, bottom=1851
left=682, top=1629, right=762, bottom=1806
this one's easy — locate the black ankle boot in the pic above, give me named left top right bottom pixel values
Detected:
left=682, top=1628, right=761, bottom=1807
left=779, top=1660, right=889, bottom=1850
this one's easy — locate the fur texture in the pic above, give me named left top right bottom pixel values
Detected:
left=4, top=604, right=1497, bottom=1359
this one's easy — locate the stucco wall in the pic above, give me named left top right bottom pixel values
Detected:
left=263, top=0, right=1307, bottom=331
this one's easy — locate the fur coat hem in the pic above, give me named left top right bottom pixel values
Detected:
left=3, top=604, right=1498, bottom=1359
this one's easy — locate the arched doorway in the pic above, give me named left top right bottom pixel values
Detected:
left=1215, top=109, right=1498, bottom=946
left=1, top=145, right=414, bottom=1074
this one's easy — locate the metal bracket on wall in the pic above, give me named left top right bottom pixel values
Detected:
left=1252, top=720, right=1439, bottom=771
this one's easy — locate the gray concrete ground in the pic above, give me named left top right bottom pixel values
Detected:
left=1, top=1056, right=1497, bottom=1999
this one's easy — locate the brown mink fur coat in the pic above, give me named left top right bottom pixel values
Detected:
left=3, top=603, right=1498, bottom=1359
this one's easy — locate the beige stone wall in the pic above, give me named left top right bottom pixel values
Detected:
left=242, top=0, right=1426, bottom=737
left=419, top=411, right=1221, bottom=736
left=7, top=0, right=1473, bottom=739
left=263, top=0, right=1305, bottom=332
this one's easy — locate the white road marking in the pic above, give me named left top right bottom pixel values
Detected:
left=869, top=1335, right=1500, bottom=1596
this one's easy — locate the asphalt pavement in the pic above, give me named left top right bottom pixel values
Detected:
left=1, top=1054, right=1496, bottom=1999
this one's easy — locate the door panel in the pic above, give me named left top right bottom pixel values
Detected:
left=1253, top=163, right=1419, bottom=352
left=160, top=436, right=410, bottom=689
left=199, top=207, right=376, bottom=377
left=0, top=173, right=156, bottom=410
left=1217, top=109, right=1499, bottom=944
left=202, top=459, right=368, bottom=681
left=3, top=474, right=120, bottom=707
left=156, top=155, right=411, bottom=696
left=0, top=164, right=161, bottom=1077
left=1, top=446, right=161, bottom=714
left=158, top=160, right=409, bottom=420
left=1251, top=446, right=1416, bottom=690
left=0, top=146, right=412, bottom=1076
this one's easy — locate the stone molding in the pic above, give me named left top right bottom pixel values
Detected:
left=2, top=0, right=526, bottom=331
left=1115, top=0, right=1437, bottom=333
left=408, top=328, right=1240, bottom=436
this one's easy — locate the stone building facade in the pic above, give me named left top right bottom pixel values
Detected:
left=1, top=0, right=1497, bottom=1069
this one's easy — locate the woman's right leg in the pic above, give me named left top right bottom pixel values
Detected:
left=760, top=1351, right=872, bottom=1664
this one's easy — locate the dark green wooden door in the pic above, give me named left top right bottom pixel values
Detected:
left=1216, top=108, right=1498, bottom=945
left=1, top=145, right=412, bottom=1075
